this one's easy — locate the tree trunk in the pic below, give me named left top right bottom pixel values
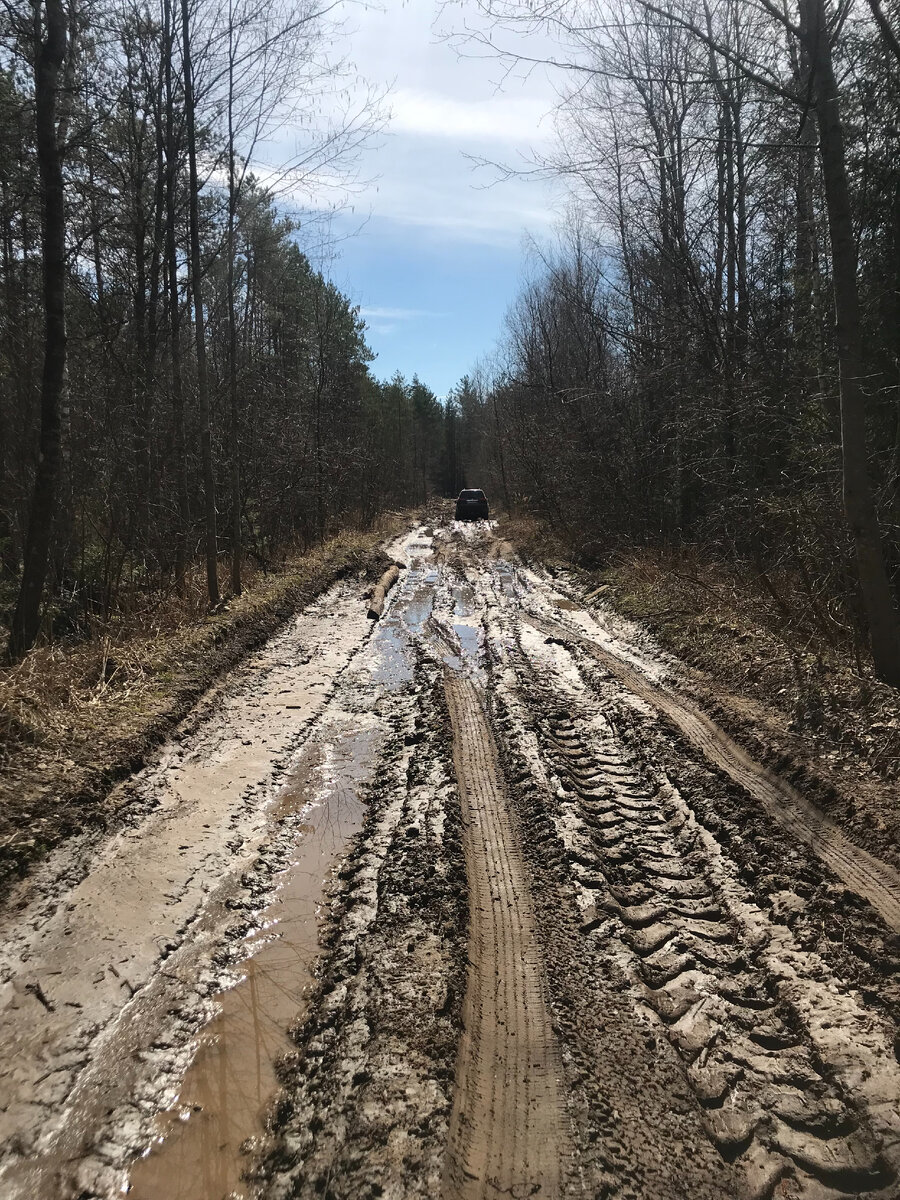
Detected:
left=181, top=0, right=219, bottom=606
left=367, top=564, right=400, bottom=620
left=145, top=62, right=166, bottom=575
left=8, top=0, right=68, bottom=659
left=0, top=382, right=17, bottom=579
left=803, top=0, right=900, bottom=684
left=163, top=0, right=189, bottom=593
left=227, top=5, right=241, bottom=594
left=491, top=391, right=511, bottom=513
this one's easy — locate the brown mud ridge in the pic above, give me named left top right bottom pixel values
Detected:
left=1, top=518, right=900, bottom=1200
left=443, top=673, right=571, bottom=1198
left=526, top=611, right=900, bottom=934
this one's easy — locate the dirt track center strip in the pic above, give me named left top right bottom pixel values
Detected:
left=442, top=670, right=571, bottom=1200
left=526, top=613, right=900, bottom=935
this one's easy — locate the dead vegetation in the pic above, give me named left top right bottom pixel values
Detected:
left=0, top=515, right=406, bottom=893
left=603, top=547, right=900, bottom=776
left=514, top=513, right=900, bottom=776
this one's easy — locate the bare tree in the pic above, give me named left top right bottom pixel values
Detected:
left=457, top=0, right=900, bottom=684
left=7, top=0, right=69, bottom=658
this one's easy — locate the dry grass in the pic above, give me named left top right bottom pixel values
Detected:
left=0, top=514, right=407, bottom=890
left=498, top=513, right=570, bottom=565
left=502, top=519, right=894, bottom=759
left=603, top=547, right=900, bottom=780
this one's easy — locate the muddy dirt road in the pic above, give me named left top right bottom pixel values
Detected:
left=2, top=519, right=900, bottom=1200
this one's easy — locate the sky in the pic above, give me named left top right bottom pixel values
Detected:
left=301, top=1, right=567, bottom=396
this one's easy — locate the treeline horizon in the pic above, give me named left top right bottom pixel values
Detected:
left=9, top=0, right=900, bottom=692
left=449, top=0, right=900, bottom=687
left=0, top=0, right=456, bottom=658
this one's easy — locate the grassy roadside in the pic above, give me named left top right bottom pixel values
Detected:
left=603, top=551, right=900, bottom=758
left=0, top=514, right=408, bottom=894
left=505, top=515, right=900, bottom=867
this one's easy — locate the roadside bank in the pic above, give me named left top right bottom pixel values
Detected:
left=0, top=515, right=407, bottom=896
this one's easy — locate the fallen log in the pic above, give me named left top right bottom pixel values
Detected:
left=584, top=583, right=610, bottom=603
left=367, top=564, right=400, bottom=620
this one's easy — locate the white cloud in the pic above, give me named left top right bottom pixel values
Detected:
left=325, top=1, right=563, bottom=245
left=389, top=87, right=554, bottom=144
left=358, top=305, right=444, bottom=320
left=238, top=2, right=567, bottom=245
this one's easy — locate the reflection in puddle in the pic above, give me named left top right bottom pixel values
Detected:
left=448, top=568, right=484, bottom=678
left=398, top=587, right=435, bottom=635
left=370, top=579, right=435, bottom=687
left=128, top=724, right=377, bottom=1200
left=450, top=580, right=476, bottom=617
left=453, top=621, right=481, bottom=663
left=428, top=600, right=485, bottom=683
left=494, top=561, right=518, bottom=599
left=129, top=527, right=452, bottom=1200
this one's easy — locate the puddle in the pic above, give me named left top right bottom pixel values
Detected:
left=398, top=586, right=436, bottom=635
left=127, top=723, right=378, bottom=1200
left=450, top=580, right=476, bottom=617
left=418, top=564, right=488, bottom=684
left=429, top=614, right=485, bottom=684
left=453, top=621, right=481, bottom=662
left=127, top=529, right=442, bottom=1199
left=450, top=575, right=484, bottom=677
left=371, top=574, right=437, bottom=687
left=493, top=560, right=518, bottom=598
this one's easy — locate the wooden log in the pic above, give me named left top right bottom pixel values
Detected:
left=367, top=564, right=400, bottom=620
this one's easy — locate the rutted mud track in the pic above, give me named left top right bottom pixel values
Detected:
left=526, top=611, right=900, bottom=933
left=2, top=519, right=900, bottom=1200
left=443, top=673, right=570, bottom=1200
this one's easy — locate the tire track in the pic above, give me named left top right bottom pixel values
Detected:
left=495, top=609, right=900, bottom=1199
left=535, top=703, right=893, bottom=1198
left=525, top=612, right=900, bottom=934
left=442, top=671, right=571, bottom=1200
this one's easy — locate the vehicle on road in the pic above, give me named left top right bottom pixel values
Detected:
left=455, top=489, right=489, bottom=520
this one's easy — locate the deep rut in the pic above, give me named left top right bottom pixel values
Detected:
left=534, top=699, right=894, bottom=1198
left=7, top=520, right=900, bottom=1200
left=442, top=671, right=571, bottom=1200
left=526, top=612, right=900, bottom=934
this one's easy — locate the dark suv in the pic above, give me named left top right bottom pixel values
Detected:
left=455, top=489, right=489, bottom=520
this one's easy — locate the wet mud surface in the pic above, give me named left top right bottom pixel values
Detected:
left=2, top=518, right=900, bottom=1200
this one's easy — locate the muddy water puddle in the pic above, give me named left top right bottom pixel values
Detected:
left=128, top=722, right=378, bottom=1200
left=131, top=534, right=439, bottom=1200
left=370, top=565, right=438, bottom=684
left=493, top=560, right=518, bottom=598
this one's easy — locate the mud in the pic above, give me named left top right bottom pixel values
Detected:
left=2, top=516, right=900, bottom=1200
left=526, top=608, right=900, bottom=932
left=0, top=531, right=398, bottom=895
left=257, top=672, right=468, bottom=1200
left=0, top=530, right=418, bottom=1199
left=443, top=672, right=571, bottom=1200
left=130, top=721, right=375, bottom=1200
